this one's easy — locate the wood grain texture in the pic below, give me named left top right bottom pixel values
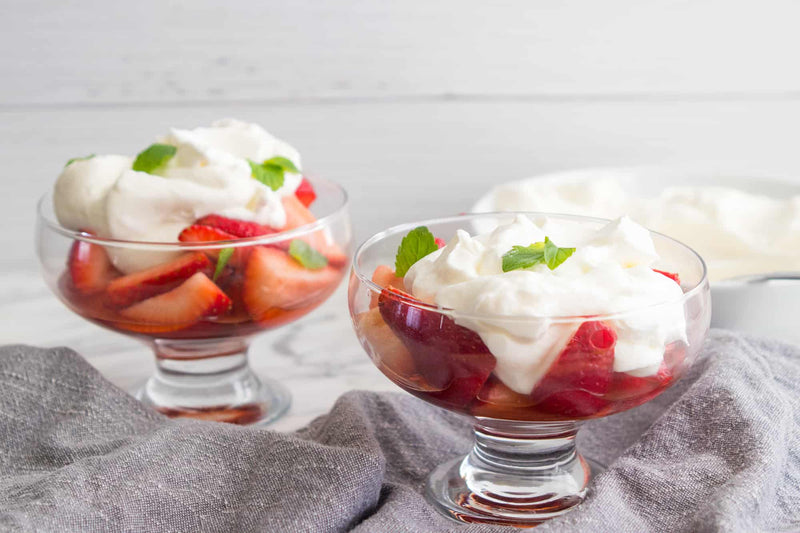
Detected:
left=4, top=0, right=800, bottom=106
left=6, top=99, right=800, bottom=266
left=4, top=0, right=800, bottom=429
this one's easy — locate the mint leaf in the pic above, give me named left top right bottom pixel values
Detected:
left=213, top=247, right=234, bottom=281
left=248, top=156, right=300, bottom=191
left=132, top=144, right=176, bottom=174
left=289, top=239, right=328, bottom=270
left=543, top=237, right=576, bottom=270
left=248, top=159, right=284, bottom=190
left=502, top=237, right=575, bottom=272
left=65, top=154, right=95, bottom=167
left=263, top=156, right=300, bottom=174
left=502, top=242, right=545, bottom=272
left=395, top=226, right=438, bottom=277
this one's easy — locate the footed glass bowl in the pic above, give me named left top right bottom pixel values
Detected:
left=36, top=177, right=351, bottom=425
left=348, top=212, right=710, bottom=526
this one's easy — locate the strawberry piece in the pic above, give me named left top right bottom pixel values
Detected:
left=295, top=177, right=317, bottom=208
left=194, top=214, right=278, bottom=239
left=243, top=246, right=342, bottom=321
left=281, top=195, right=316, bottom=230
left=434, top=237, right=446, bottom=249
left=607, top=341, right=687, bottom=406
left=68, top=236, right=116, bottom=294
left=118, top=272, right=231, bottom=329
left=280, top=194, right=348, bottom=267
left=178, top=224, right=237, bottom=243
left=531, top=321, right=616, bottom=418
left=378, top=287, right=496, bottom=408
left=178, top=224, right=251, bottom=267
left=477, top=376, right=537, bottom=407
left=369, top=265, right=405, bottom=308
left=105, top=252, right=213, bottom=308
left=357, top=307, right=417, bottom=382
left=653, top=269, right=681, bottom=285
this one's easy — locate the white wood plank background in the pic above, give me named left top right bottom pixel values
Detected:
left=2, top=0, right=799, bottom=429
left=4, top=0, right=800, bottom=105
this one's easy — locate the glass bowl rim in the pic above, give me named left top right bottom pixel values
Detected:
left=351, top=211, right=709, bottom=323
left=36, top=175, right=349, bottom=251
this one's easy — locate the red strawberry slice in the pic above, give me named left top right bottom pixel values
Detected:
left=105, top=252, right=213, bottom=308
left=243, top=246, right=342, bottom=322
left=68, top=236, right=116, bottom=294
left=281, top=194, right=317, bottom=231
left=194, top=214, right=278, bottom=239
left=178, top=224, right=251, bottom=267
left=378, top=287, right=496, bottom=408
left=178, top=224, right=237, bottom=243
left=295, top=177, right=317, bottom=208
left=607, top=341, right=687, bottom=406
left=357, top=307, right=418, bottom=384
left=653, top=269, right=681, bottom=285
left=435, top=237, right=446, bottom=249
left=118, top=272, right=231, bottom=331
left=369, top=265, right=405, bottom=308
left=531, top=321, right=616, bottom=418
left=280, top=194, right=348, bottom=266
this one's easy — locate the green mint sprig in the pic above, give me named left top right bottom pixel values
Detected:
left=213, top=248, right=235, bottom=281
left=132, top=144, right=177, bottom=174
left=394, top=226, right=439, bottom=277
left=65, top=154, right=95, bottom=167
left=502, top=237, right=576, bottom=272
left=248, top=156, right=300, bottom=191
left=289, top=239, right=328, bottom=270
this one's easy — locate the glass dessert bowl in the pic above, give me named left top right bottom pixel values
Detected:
left=36, top=120, right=352, bottom=425
left=349, top=212, right=710, bottom=526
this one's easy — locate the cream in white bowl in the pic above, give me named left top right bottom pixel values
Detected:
left=471, top=167, right=800, bottom=345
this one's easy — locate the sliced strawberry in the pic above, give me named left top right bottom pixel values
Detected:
left=178, top=224, right=237, bottom=244
left=357, top=307, right=417, bottom=382
left=243, top=246, right=342, bottom=321
left=378, top=287, right=496, bottom=408
left=295, top=177, right=317, bottom=208
left=194, top=214, right=278, bottom=238
left=607, top=341, right=687, bottom=405
left=118, top=272, right=231, bottom=330
left=178, top=224, right=251, bottom=267
left=435, top=237, right=446, bottom=249
left=477, top=376, right=537, bottom=407
left=281, top=195, right=316, bottom=230
left=68, top=236, right=116, bottom=294
left=530, top=321, right=616, bottom=418
left=369, top=265, right=405, bottom=308
left=105, top=252, right=212, bottom=308
left=653, top=269, right=681, bottom=285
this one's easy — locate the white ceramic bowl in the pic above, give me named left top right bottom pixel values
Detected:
left=471, top=167, right=800, bottom=345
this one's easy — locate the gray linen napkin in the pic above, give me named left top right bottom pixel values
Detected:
left=0, top=331, right=797, bottom=532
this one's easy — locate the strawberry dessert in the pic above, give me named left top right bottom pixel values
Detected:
left=51, top=120, right=348, bottom=340
left=353, top=215, right=692, bottom=421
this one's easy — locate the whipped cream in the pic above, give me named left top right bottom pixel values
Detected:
left=53, top=119, right=303, bottom=273
left=488, top=177, right=800, bottom=282
left=404, top=215, right=687, bottom=395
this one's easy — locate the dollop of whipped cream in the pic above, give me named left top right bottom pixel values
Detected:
left=489, top=177, right=800, bottom=282
left=53, top=119, right=303, bottom=273
left=404, top=215, right=687, bottom=395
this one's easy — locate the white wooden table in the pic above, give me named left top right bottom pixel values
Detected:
left=3, top=0, right=800, bottom=430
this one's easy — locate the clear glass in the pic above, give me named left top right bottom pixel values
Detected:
left=36, top=177, right=352, bottom=425
left=348, top=212, right=711, bottom=526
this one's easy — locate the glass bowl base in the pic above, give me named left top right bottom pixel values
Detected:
left=426, top=421, right=590, bottom=527
left=134, top=352, right=291, bottom=426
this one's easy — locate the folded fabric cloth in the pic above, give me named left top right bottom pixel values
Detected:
left=0, top=331, right=797, bottom=532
